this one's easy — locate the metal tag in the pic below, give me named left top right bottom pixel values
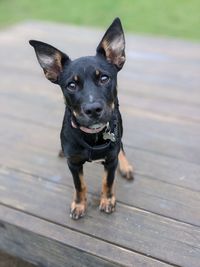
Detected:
left=103, top=131, right=116, bottom=142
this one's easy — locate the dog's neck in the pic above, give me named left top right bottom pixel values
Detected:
left=67, top=106, right=118, bottom=148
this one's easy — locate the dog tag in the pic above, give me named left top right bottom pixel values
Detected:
left=103, top=131, right=116, bottom=142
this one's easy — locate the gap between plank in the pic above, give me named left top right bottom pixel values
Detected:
left=0, top=202, right=181, bottom=267
left=1, top=112, right=200, bottom=166
left=0, top=164, right=199, bottom=228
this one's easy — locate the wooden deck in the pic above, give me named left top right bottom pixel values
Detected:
left=0, top=21, right=200, bottom=267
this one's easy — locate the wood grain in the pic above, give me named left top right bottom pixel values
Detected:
left=0, top=170, right=200, bottom=267
left=0, top=115, right=199, bottom=226
left=0, top=21, right=200, bottom=267
left=0, top=205, right=172, bottom=267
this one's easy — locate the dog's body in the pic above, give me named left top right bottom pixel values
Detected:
left=30, top=18, right=133, bottom=220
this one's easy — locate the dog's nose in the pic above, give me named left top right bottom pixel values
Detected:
left=83, top=102, right=103, bottom=118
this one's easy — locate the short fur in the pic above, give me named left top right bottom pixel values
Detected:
left=29, top=18, right=133, bottom=220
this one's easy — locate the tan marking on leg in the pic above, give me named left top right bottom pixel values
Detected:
left=99, top=171, right=116, bottom=213
left=70, top=174, right=87, bottom=220
left=118, top=149, right=134, bottom=180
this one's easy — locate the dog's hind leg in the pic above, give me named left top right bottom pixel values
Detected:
left=118, top=143, right=134, bottom=180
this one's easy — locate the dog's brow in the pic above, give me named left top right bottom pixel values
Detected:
left=95, top=69, right=100, bottom=76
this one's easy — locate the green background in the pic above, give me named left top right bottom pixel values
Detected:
left=0, top=0, right=199, bottom=40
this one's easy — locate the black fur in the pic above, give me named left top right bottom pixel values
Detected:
left=30, top=18, right=129, bottom=219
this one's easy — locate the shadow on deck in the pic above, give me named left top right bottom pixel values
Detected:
left=0, top=21, right=200, bottom=267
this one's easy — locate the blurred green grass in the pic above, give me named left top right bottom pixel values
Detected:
left=0, top=0, right=199, bottom=40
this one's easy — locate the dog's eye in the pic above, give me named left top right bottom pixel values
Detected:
left=100, top=74, right=110, bottom=84
left=67, top=82, right=77, bottom=91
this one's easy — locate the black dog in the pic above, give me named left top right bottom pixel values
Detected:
left=29, top=18, right=133, bottom=220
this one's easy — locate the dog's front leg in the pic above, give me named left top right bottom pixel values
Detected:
left=67, top=160, right=87, bottom=220
left=99, top=158, right=118, bottom=213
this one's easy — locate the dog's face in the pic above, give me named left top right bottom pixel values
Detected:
left=30, top=18, right=125, bottom=130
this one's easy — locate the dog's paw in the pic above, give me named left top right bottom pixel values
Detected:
left=118, top=151, right=134, bottom=180
left=70, top=201, right=87, bottom=220
left=118, top=163, right=134, bottom=180
left=99, top=196, right=116, bottom=214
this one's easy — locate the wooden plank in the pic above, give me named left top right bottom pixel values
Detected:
left=0, top=251, right=36, bottom=267
left=1, top=89, right=200, bottom=164
left=121, top=111, right=200, bottom=164
left=1, top=21, right=200, bottom=65
left=123, top=53, right=200, bottom=89
left=0, top=58, right=200, bottom=115
left=125, top=148, right=200, bottom=191
left=126, top=33, right=200, bottom=61
left=0, top=170, right=199, bottom=267
left=1, top=206, right=169, bottom=267
left=2, top=21, right=200, bottom=61
left=1, top=22, right=200, bottom=102
left=1, top=81, right=198, bottom=129
left=1, top=148, right=200, bottom=227
left=1, top=137, right=200, bottom=226
left=1, top=115, right=200, bottom=192
left=1, top=23, right=200, bottom=122
left=0, top=21, right=200, bottom=267
left=0, top=117, right=200, bottom=225
left=2, top=97, right=200, bottom=192
left=1, top=22, right=200, bottom=89
left=85, top=163, right=200, bottom=226
left=1, top=86, right=200, bottom=162
left=2, top=95, right=200, bottom=164
left=1, top=53, right=200, bottom=108
left=0, top=24, right=200, bottom=163
left=1, top=67, right=200, bottom=123
left=119, top=92, right=200, bottom=123
left=119, top=79, right=200, bottom=106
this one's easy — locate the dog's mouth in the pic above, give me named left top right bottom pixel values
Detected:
left=80, top=123, right=107, bottom=134
left=71, top=120, right=107, bottom=134
left=72, top=107, right=113, bottom=134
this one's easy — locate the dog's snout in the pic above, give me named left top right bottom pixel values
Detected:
left=83, top=102, right=103, bottom=118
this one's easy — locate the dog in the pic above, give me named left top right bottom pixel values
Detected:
left=29, top=18, right=133, bottom=220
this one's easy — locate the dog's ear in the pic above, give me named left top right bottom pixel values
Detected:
left=96, top=18, right=125, bottom=70
left=29, top=40, right=70, bottom=83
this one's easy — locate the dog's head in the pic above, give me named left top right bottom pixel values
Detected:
left=29, top=18, right=125, bottom=132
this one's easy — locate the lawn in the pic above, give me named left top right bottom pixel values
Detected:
left=0, top=0, right=199, bottom=40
